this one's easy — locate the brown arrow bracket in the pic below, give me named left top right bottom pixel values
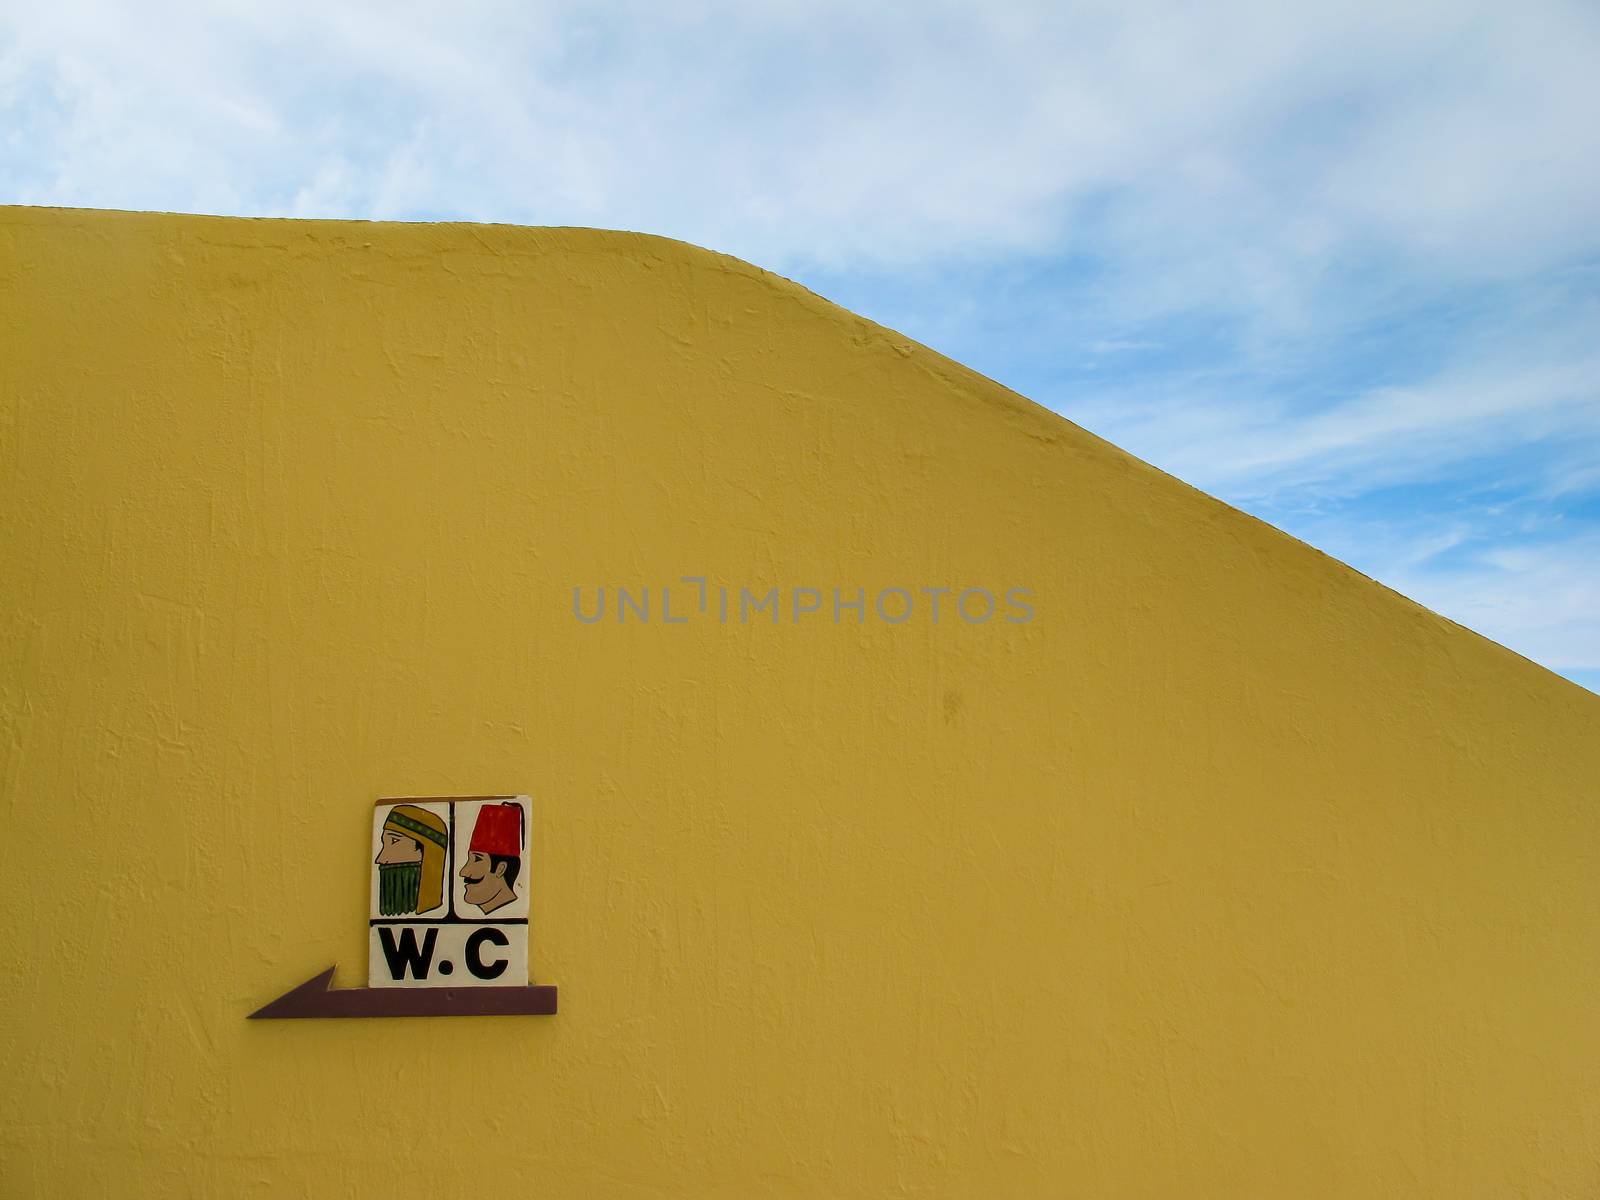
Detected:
left=249, top=967, right=558, bottom=1019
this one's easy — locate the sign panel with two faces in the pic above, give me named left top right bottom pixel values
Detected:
left=368, top=796, right=533, bottom=988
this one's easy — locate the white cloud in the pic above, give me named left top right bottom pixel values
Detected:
left=1386, top=534, right=1600, bottom=673
left=1077, top=347, right=1600, bottom=503
left=5, top=0, right=1599, bottom=293
left=1057, top=312, right=1600, bottom=684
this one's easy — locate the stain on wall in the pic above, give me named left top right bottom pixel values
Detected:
left=2, top=206, right=1598, bottom=1196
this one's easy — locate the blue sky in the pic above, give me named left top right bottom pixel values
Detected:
left=4, top=1, right=1598, bottom=691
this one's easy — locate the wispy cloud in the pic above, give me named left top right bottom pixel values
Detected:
left=1342, top=524, right=1600, bottom=673
left=1080, top=345, right=1600, bottom=502
left=8, top=3, right=1598, bottom=278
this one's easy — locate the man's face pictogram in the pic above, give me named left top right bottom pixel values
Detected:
left=375, top=824, right=430, bottom=916
left=459, top=849, right=518, bottom=914
left=375, top=831, right=422, bottom=866
left=459, top=851, right=499, bottom=903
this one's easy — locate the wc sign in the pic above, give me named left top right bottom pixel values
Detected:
left=369, top=797, right=532, bottom=988
left=250, top=793, right=555, bottom=1019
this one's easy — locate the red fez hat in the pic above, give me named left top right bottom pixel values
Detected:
left=468, top=801, right=523, bottom=857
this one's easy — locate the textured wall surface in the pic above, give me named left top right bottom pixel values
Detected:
left=3, top=206, right=1599, bottom=1197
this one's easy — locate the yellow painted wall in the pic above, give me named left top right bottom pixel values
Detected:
left=3, top=205, right=1599, bottom=1197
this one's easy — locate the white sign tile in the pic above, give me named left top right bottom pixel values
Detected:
left=368, top=796, right=532, bottom=989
